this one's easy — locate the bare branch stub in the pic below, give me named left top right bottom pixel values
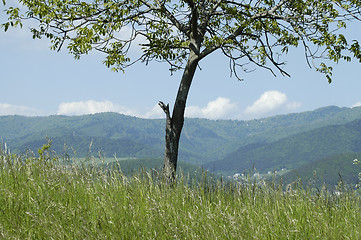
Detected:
left=158, top=101, right=171, bottom=119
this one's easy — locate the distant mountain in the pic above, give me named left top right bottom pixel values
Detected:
left=1, top=113, right=165, bottom=158
left=203, top=118, right=361, bottom=175
left=178, top=106, right=361, bottom=164
left=2, top=106, right=361, bottom=168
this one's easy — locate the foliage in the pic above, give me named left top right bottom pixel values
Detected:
left=2, top=0, right=361, bottom=81
left=1, top=147, right=361, bottom=239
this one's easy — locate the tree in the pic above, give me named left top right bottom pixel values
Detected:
left=2, top=0, right=361, bottom=183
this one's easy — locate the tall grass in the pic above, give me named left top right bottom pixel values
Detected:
left=0, top=145, right=360, bottom=239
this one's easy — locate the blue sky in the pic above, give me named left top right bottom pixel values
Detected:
left=1, top=4, right=361, bottom=120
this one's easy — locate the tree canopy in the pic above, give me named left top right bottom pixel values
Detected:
left=3, top=0, right=361, bottom=81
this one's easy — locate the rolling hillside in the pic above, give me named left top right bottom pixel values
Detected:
left=2, top=106, right=361, bottom=173
left=203, top=118, right=361, bottom=179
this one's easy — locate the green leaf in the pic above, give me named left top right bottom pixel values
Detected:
left=3, top=22, right=9, bottom=32
left=326, top=75, right=332, bottom=84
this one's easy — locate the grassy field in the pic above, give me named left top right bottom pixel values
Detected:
left=1, top=145, right=361, bottom=239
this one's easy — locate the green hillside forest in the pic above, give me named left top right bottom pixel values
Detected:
left=2, top=106, right=361, bottom=186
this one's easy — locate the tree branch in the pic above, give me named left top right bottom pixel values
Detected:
left=200, top=0, right=288, bottom=60
left=199, top=0, right=223, bottom=36
left=184, top=0, right=195, bottom=9
left=140, top=0, right=189, bottom=36
left=159, top=101, right=171, bottom=120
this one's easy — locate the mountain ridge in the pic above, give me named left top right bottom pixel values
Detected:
left=2, top=106, right=361, bottom=170
left=203, top=118, right=361, bottom=174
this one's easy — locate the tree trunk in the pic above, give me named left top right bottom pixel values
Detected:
left=159, top=50, right=200, bottom=184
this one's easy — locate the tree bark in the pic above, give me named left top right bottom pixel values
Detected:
left=160, top=49, right=200, bottom=184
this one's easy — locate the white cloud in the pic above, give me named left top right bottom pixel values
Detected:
left=185, top=97, right=237, bottom=119
left=55, top=98, right=238, bottom=119
left=0, top=103, right=39, bottom=116
left=143, top=104, right=165, bottom=119
left=143, top=97, right=239, bottom=119
left=245, top=91, right=287, bottom=115
left=57, top=100, right=163, bottom=118
left=57, top=100, right=123, bottom=115
left=245, top=91, right=300, bottom=116
left=53, top=98, right=238, bottom=119
left=352, top=102, right=361, bottom=108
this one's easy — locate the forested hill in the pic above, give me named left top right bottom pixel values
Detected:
left=1, top=113, right=165, bottom=159
left=203, top=118, right=361, bottom=174
left=2, top=106, right=361, bottom=167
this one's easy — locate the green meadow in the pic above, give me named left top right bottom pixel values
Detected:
left=1, top=145, right=360, bottom=239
